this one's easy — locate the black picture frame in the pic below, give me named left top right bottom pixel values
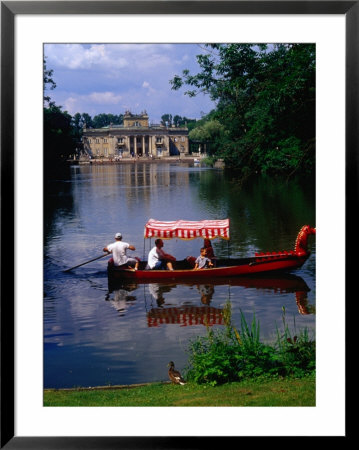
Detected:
left=1, top=1, right=353, bottom=447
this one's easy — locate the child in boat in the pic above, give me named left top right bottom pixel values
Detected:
left=194, top=248, right=214, bottom=270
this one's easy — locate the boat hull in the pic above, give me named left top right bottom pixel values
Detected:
left=108, top=253, right=310, bottom=282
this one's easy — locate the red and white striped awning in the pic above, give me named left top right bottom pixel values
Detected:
left=144, top=219, right=230, bottom=240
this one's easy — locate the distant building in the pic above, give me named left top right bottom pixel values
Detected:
left=82, top=110, right=189, bottom=158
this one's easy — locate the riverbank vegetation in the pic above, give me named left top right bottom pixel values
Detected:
left=185, top=303, right=315, bottom=386
left=171, top=44, right=315, bottom=179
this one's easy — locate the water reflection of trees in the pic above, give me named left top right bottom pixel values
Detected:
left=194, top=171, right=316, bottom=257
left=107, top=274, right=314, bottom=325
left=44, top=172, right=76, bottom=246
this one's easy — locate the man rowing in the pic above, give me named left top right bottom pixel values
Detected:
left=103, top=232, right=139, bottom=270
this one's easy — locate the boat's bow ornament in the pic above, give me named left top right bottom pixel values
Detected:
left=254, top=225, right=316, bottom=261
left=294, top=225, right=316, bottom=256
left=144, top=218, right=230, bottom=240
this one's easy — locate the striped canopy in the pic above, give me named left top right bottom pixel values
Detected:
left=144, top=219, right=230, bottom=240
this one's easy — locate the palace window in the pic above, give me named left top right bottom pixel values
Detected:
left=156, top=137, right=162, bottom=143
left=118, top=138, right=124, bottom=143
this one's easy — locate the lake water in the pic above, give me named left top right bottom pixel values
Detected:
left=44, top=162, right=316, bottom=389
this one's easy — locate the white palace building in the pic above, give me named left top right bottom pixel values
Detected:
left=82, top=110, right=189, bottom=159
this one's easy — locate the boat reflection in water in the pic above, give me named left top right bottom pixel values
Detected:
left=146, top=283, right=222, bottom=328
left=107, top=274, right=315, bottom=326
left=105, top=283, right=137, bottom=316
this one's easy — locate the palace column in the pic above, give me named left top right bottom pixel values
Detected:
left=142, top=135, right=146, bottom=155
left=150, top=135, right=155, bottom=156
left=134, top=135, right=137, bottom=156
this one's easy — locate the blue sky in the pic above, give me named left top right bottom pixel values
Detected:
left=44, top=43, right=216, bottom=123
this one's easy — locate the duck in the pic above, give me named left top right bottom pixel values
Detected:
left=167, top=361, right=186, bottom=385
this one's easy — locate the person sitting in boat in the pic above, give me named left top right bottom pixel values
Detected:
left=194, top=248, right=214, bottom=270
left=185, top=239, right=216, bottom=269
left=147, top=238, right=176, bottom=270
left=103, top=232, right=139, bottom=270
left=203, top=238, right=217, bottom=266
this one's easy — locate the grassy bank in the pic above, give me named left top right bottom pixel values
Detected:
left=44, top=376, right=315, bottom=407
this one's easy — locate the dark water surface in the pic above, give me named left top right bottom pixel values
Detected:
left=44, top=163, right=316, bottom=388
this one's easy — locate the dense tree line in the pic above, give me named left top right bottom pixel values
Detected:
left=170, top=44, right=315, bottom=179
left=44, top=59, right=76, bottom=175
left=160, top=113, right=197, bottom=130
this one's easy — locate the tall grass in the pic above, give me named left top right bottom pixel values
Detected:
left=185, top=301, right=315, bottom=386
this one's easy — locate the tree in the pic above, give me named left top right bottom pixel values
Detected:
left=92, top=113, right=123, bottom=128
left=43, top=61, right=76, bottom=174
left=161, top=114, right=173, bottom=126
left=43, top=57, right=57, bottom=107
left=171, top=44, right=315, bottom=179
left=44, top=105, right=75, bottom=171
left=81, top=113, right=93, bottom=129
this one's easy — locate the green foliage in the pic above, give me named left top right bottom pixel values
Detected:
left=274, top=306, right=316, bottom=377
left=92, top=113, right=123, bottom=129
left=43, top=61, right=77, bottom=175
left=43, top=57, right=56, bottom=107
left=161, top=114, right=197, bottom=129
left=189, top=119, right=224, bottom=142
left=171, top=44, right=315, bottom=179
left=185, top=302, right=315, bottom=386
left=44, top=105, right=77, bottom=174
left=161, top=113, right=173, bottom=126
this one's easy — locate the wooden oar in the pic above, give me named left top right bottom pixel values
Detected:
left=64, top=253, right=110, bottom=272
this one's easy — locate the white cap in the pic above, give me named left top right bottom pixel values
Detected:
left=115, top=232, right=122, bottom=239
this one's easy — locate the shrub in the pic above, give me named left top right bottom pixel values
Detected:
left=185, top=302, right=315, bottom=385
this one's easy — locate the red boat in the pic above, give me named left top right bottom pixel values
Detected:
left=108, top=220, right=315, bottom=281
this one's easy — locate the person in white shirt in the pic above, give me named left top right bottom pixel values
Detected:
left=147, top=239, right=176, bottom=270
left=103, top=232, right=139, bottom=270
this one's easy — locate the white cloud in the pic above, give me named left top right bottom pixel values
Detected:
left=142, top=81, right=156, bottom=97
left=88, top=92, right=122, bottom=104
left=46, top=44, right=129, bottom=70
left=63, top=91, right=122, bottom=114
